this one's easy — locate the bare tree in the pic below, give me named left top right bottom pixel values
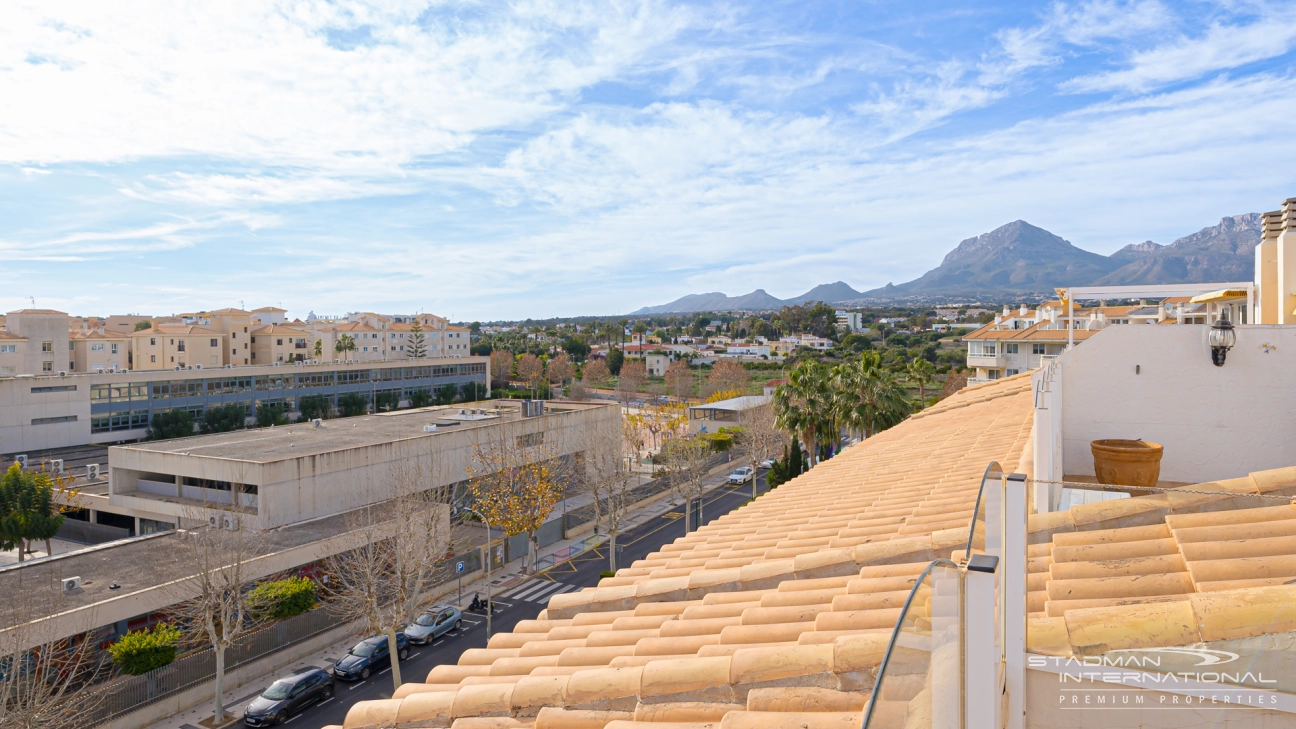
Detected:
left=547, top=353, right=575, bottom=392
left=664, top=358, right=693, bottom=401
left=582, top=359, right=611, bottom=389
left=516, top=354, right=545, bottom=398
left=658, top=436, right=713, bottom=532
left=0, top=572, right=105, bottom=729
left=167, top=480, right=266, bottom=725
left=706, top=359, right=747, bottom=398
left=325, top=455, right=451, bottom=692
left=616, top=359, right=647, bottom=405
left=567, top=379, right=589, bottom=401
left=736, top=402, right=786, bottom=500
left=489, top=349, right=514, bottom=390
left=467, top=420, right=564, bottom=574
left=579, top=414, right=637, bottom=573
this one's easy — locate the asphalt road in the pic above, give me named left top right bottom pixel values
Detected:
left=281, top=471, right=769, bottom=729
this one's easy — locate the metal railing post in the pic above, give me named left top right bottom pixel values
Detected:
left=965, top=554, right=1001, bottom=729
left=1004, top=474, right=1028, bottom=729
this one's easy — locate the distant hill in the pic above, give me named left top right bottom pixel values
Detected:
left=1091, top=214, right=1261, bottom=285
left=630, top=281, right=868, bottom=315
left=627, top=214, right=1263, bottom=313
left=859, top=220, right=1120, bottom=298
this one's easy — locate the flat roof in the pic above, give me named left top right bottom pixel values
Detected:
left=114, top=400, right=612, bottom=464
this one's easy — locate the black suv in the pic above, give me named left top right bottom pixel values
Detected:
left=243, top=667, right=333, bottom=726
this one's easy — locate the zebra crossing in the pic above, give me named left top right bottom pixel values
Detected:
left=495, top=580, right=580, bottom=604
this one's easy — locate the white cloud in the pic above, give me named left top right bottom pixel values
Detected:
left=1063, top=7, right=1296, bottom=93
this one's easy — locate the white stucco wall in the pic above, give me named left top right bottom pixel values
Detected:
left=1058, top=324, right=1296, bottom=484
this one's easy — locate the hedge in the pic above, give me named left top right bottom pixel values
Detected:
left=109, top=623, right=181, bottom=676
left=250, top=577, right=317, bottom=620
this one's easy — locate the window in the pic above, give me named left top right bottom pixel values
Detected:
left=111, top=343, right=118, bottom=354
left=516, top=432, right=544, bottom=448
left=0, top=345, right=15, bottom=354
left=69, top=341, right=74, bottom=351
left=151, top=338, right=156, bottom=345
left=276, top=338, right=283, bottom=346
left=91, top=343, right=105, bottom=352
left=177, top=340, right=186, bottom=352
left=984, top=344, right=996, bottom=355
left=1004, top=343, right=1019, bottom=354
left=33, top=415, right=77, bottom=425
left=42, top=362, right=53, bottom=372
left=1006, top=368, right=1020, bottom=376
left=41, top=341, right=53, bottom=352
left=0, top=366, right=14, bottom=374
left=150, top=355, right=157, bottom=362
left=210, top=339, right=218, bottom=347
left=31, top=385, right=76, bottom=393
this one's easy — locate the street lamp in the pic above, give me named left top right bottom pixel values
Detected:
left=464, top=507, right=493, bottom=639
left=1209, top=319, right=1236, bottom=367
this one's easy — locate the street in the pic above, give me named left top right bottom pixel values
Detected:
left=243, top=471, right=768, bottom=729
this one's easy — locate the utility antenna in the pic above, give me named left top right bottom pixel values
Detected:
left=28, top=296, right=36, bottom=308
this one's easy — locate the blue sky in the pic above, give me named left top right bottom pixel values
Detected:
left=3, top=1, right=1296, bottom=320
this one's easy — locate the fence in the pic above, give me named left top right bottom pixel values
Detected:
left=81, top=606, right=342, bottom=726
left=534, top=533, right=605, bottom=572
left=57, top=518, right=131, bottom=545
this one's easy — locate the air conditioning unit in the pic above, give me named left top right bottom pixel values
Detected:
left=87, top=464, right=100, bottom=480
left=224, top=364, right=232, bottom=369
left=58, top=370, right=67, bottom=377
left=50, top=459, right=64, bottom=474
left=15, top=454, right=28, bottom=469
left=333, top=359, right=341, bottom=364
left=222, top=515, right=239, bottom=531
left=174, top=366, right=183, bottom=371
left=61, top=576, right=83, bottom=592
left=185, top=366, right=193, bottom=371
left=423, top=424, right=437, bottom=433
left=311, top=418, right=323, bottom=428
left=208, top=514, right=220, bottom=529
left=273, top=361, right=282, bottom=367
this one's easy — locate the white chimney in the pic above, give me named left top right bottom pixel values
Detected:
left=1019, top=305, right=1028, bottom=316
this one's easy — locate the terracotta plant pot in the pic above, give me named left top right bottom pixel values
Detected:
left=1090, top=439, right=1164, bottom=488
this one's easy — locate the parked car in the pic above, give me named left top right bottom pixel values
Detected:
left=758, top=458, right=775, bottom=469
left=243, top=667, right=334, bottom=726
left=726, top=466, right=754, bottom=484
left=405, top=604, right=462, bottom=644
left=331, top=633, right=409, bottom=681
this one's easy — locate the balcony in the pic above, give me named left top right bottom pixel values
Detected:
left=967, top=353, right=1007, bottom=368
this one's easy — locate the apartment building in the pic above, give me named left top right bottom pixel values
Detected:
left=130, top=324, right=227, bottom=370
left=69, top=330, right=130, bottom=373
left=835, top=310, right=864, bottom=331
left=308, top=312, right=472, bottom=361
left=2, top=309, right=69, bottom=375
left=249, top=324, right=311, bottom=364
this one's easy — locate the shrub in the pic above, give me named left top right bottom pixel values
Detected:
left=147, top=410, right=195, bottom=440
left=109, top=623, right=180, bottom=676
left=200, top=404, right=248, bottom=434
left=599, top=570, right=617, bottom=579
left=337, top=392, right=368, bottom=417
left=701, top=431, right=734, bottom=452
left=250, top=577, right=317, bottom=620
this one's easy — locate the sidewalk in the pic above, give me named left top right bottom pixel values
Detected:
left=143, top=459, right=742, bottom=729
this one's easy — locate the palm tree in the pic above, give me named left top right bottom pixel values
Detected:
left=313, top=339, right=323, bottom=358
left=906, top=358, right=937, bottom=408
left=334, top=333, right=356, bottom=361
left=835, top=352, right=911, bottom=440
left=772, top=360, right=833, bottom=466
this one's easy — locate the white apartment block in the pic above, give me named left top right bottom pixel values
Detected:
left=835, top=310, right=864, bottom=331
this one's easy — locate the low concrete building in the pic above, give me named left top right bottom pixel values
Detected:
left=107, top=399, right=619, bottom=531
left=687, top=394, right=770, bottom=434
left=0, top=357, right=490, bottom=453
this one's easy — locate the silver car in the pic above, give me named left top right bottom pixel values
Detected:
left=726, top=467, right=754, bottom=484
left=404, top=605, right=461, bottom=645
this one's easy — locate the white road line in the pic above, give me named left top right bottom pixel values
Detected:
left=317, top=698, right=335, bottom=707
left=509, top=582, right=554, bottom=601
left=409, top=652, right=421, bottom=659
left=378, top=666, right=390, bottom=675
left=551, top=583, right=579, bottom=595
left=525, top=582, right=568, bottom=602
left=498, top=582, right=538, bottom=599
left=432, top=640, right=444, bottom=646
left=348, top=682, right=366, bottom=691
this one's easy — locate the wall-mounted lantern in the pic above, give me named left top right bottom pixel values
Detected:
left=1208, top=319, right=1236, bottom=367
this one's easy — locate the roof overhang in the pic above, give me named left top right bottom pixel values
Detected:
left=1055, top=283, right=1253, bottom=301
left=1189, top=288, right=1250, bottom=304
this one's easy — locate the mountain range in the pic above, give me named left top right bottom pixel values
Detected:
left=629, top=214, right=1262, bottom=314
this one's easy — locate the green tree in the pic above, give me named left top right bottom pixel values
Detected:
left=249, top=577, right=316, bottom=620
left=433, top=385, right=457, bottom=405
left=374, top=391, right=400, bottom=412
left=765, top=440, right=808, bottom=488
left=407, top=321, right=427, bottom=359
left=459, top=382, right=488, bottom=402
left=835, top=352, right=911, bottom=439
left=148, top=410, right=195, bottom=440
left=606, top=347, right=625, bottom=376
left=298, top=394, right=331, bottom=420
left=0, top=463, right=65, bottom=562
left=334, top=333, right=356, bottom=360
left=109, top=623, right=181, bottom=676
left=562, top=336, right=591, bottom=362
left=200, top=405, right=248, bottom=434
left=313, top=339, right=323, bottom=358
left=133, top=320, right=152, bottom=331
left=337, top=392, right=368, bottom=417
left=255, top=404, right=289, bottom=427
left=407, top=388, right=433, bottom=409
left=772, top=360, right=833, bottom=467
left=906, top=358, right=938, bottom=408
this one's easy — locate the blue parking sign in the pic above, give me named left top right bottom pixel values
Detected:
left=456, top=561, right=465, bottom=573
